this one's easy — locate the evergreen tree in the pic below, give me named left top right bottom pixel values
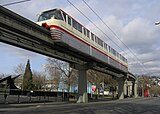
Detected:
left=23, top=59, right=33, bottom=90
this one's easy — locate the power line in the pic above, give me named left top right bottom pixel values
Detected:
left=66, top=0, right=126, bottom=56
left=2, top=0, right=31, bottom=6
left=81, top=0, right=149, bottom=74
left=67, top=0, right=149, bottom=74
left=66, top=0, right=136, bottom=62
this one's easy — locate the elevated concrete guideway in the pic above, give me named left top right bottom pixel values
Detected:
left=0, top=6, right=137, bottom=103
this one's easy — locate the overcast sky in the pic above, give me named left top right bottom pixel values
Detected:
left=0, top=0, right=160, bottom=76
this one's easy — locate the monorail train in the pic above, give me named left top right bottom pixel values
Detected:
left=36, top=8, right=128, bottom=72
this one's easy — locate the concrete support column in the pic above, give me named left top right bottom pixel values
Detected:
left=76, top=64, right=88, bottom=103
left=128, top=85, right=130, bottom=96
left=141, top=84, right=144, bottom=97
left=134, top=80, right=138, bottom=98
left=123, top=79, right=127, bottom=97
left=117, top=77, right=125, bottom=99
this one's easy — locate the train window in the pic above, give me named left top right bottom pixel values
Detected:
left=108, top=46, right=111, bottom=52
left=98, top=38, right=103, bottom=47
left=91, top=33, right=94, bottom=41
left=95, top=36, right=98, bottom=43
left=104, top=43, right=108, bottom=50
left=68, top=16, right=71, bottom=25
left=73, top=19, right=77, bottom=29
left=62, top=11, right=66, bottom=22
left=115, top=50, right=117, bottom=56
left=117, top=53, right=120, bottom=58
left=78, top=23, right=82, bottom=33
left=83, top=28, right=86, bottom=36
left=122, top=57, right=125, bottom=62
left=111, top=48, right=113, bottom=54
left=38, top=9, right=63, bottom=21
left=112, top=49, right=116, bottom=56
left=86, top=29, right=90, bottom=38
left=120, top=55, right=122, bottom=60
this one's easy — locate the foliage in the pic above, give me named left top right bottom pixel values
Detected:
left=137, top=75, right=160, bottom=96
left=87, top=69, right=117, bottom=95
left=13, top=63, right=25, bottom=89
left=13, top=63, right=25, bottom=75
left=0, top=73, right=8, bottom=79
left=44, top=58, right=78, bottom=92
left=44, top=59, right=61, bottom=91
left=32, top=70, right=46, bottom=90
left=23, top=59, right=33, bottom=90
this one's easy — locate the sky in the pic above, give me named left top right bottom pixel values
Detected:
left=0, top=0, right=160, bottom=76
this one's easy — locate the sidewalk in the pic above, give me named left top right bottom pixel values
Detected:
left=0, top=97, right=113, bottom=109
left=0, top=97, right=144, bottom=109
left=0, top=101, right=67, bottom=109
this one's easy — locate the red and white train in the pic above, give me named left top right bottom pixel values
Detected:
left=36, top=8, right=128, bottom=72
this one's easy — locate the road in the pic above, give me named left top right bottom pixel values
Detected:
left=0, top=97, right=160, bottom=114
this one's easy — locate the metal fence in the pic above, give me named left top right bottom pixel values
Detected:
left=0, top=89, right=72, bottom=104
left=0, top=94, right=65, bottom=104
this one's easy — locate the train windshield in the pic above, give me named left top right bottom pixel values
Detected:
left=38, top=9, right=63, bottom=22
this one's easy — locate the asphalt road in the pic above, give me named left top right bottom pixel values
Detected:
left=0, top=97, right=160, bottom=114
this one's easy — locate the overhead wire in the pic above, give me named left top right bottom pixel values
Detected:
left=66, top=0, right=126, bottom=54
left=2, top=0, right=31, bottom=6
left=67, top=0, right=149, bottom=74
left=81, top=0, right=149, bottom=74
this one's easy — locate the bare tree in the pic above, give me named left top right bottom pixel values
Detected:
left=32, top=70, right=46, bottom=91
left=13, top=63, right=25, bottom=89
left=13, top=63, right=25, bottom=75
left=87, top=70, right=105, bottom=97
left=44, top=58, right=62, bottom=91
left=44, top=58, right=78, bottom=93
left=0, top=73, right=7, bottom=79
left=87, top=70, right=117, bottom=98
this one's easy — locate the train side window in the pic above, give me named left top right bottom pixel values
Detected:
left=113, top=49, right=116, bottom=56
left=104, top=43, right=108, bottom=50
left=120, top=55, right=122, bottom=60
left=73, top=19, right=77, bottom=29
left=101, top=41, right=103, bottom=47
left=83, top=28, right=86, bottom=36
left=98, top=38, right=103, bottom=47
left=86, top=29, right=90, bottom=38
left=108, top=46, right=111, bottom=52
left=111, top=48, right=113, bottom=54
left=117, top=53, right=120, bottom=59
left=95, top=36, right=98, bottom=43
left=115, top=51, right=117, bottom=56
left=91, top=33, right=94, bottom=41
left=78, top=23, right=82, bottom=33
left=122, top=57, right=125, bottom=62
left=68, top=16, right=71, bottom=25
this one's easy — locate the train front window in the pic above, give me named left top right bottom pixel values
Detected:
left=38, top=9, right=63, bottom=22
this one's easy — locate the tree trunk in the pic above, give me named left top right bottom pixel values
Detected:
left=67, top=83, right=70, bottom=102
